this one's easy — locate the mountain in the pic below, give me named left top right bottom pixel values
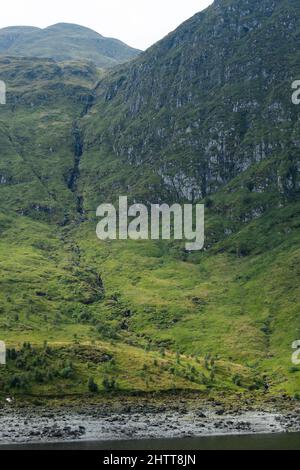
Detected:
left=0, top=0, right=299, bottom=398
left=0, top=23, right=141, bottom=68
left=81, top=0, right=299, bottom=206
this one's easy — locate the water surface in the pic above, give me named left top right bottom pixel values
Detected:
left=1, top=432, right=300, bottom=450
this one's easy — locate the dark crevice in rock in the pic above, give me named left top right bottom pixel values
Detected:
left=68, top=123, right=84, bottom=216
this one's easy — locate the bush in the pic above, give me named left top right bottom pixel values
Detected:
left=95, top=321, right=118, bottom=340
left=103, top=377, right=117, bottom=391
left=9, top=375, right=28, bottom=389
left=60, top=366, right=74, bottom=379
left=232, top=374, right=242, bottom=386
left=88, top=377, right=98, bottom=393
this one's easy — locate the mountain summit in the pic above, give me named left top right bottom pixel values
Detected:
left=0, top=23, right=141, bottom=68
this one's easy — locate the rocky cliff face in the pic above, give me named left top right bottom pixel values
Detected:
left=80, top=0, right=299, bottom=211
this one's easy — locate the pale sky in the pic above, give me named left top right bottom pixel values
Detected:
left=0, top=0, right=213, bottom=50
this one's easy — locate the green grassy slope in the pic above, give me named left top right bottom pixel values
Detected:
left=0, top=211, right=259, bottom=396
left=0, top=200, right=299, bottom=396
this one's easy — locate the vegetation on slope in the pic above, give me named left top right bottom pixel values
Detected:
left=0, top=0, right=299, bottom=399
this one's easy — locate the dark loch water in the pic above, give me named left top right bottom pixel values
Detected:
left=1, top=433, right=300, bottom=450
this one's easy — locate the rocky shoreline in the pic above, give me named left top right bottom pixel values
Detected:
left=0, top=396, right=299, bottom=445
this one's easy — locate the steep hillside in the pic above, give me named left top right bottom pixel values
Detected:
left=0, top=57, right=100, bottom=221
left=80, top=0, right=299, bottom=209
left=0, top=23, right=141, bottom=68
left=0, top=0, right=299, bottom=399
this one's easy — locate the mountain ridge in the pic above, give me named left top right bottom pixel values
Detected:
left=0, top=22, right=141, bottom=68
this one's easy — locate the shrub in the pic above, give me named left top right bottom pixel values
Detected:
left=88, top=377, right=98, bottom=393
left=9, top=375, right=28, bottom=389
left=60, top=366, right=74, bottom=379
left=103, top=377, right=117, bottom=391
left=232, top=374, right=242, bottom=386
left=95, top=321, right=118, bottom=340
